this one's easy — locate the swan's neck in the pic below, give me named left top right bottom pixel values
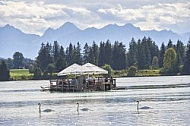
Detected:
left=137, top=102, right=139, bottom=110
left=39, top=104, right=41, bottom=113
left=77, top=104, right=79, bottom=111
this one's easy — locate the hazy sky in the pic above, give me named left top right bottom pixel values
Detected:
left=0, top=0, right=189, bottom=36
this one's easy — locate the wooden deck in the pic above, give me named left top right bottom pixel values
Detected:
left=46, top=77, right=117, bottom=92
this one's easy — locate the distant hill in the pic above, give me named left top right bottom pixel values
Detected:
left=0, top=22, right=189, bottom=59
left=0, top=24, right=40, bottom=59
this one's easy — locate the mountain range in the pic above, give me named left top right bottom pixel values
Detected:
left=0, top=22, right=189, bottom=59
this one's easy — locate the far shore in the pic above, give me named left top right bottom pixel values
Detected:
left=7, top=69, right=163, bottom=81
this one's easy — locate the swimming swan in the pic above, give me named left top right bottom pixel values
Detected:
left=76, top=103, right=89, bottom=111
left=38, top=103, right=54, bottom=113
left=137, top=101, right=151, bottom=110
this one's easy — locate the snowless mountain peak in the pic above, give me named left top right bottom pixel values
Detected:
left=0, top=22, right=190, bottom=59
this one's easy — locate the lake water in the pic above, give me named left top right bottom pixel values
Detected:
left=0, top=76, right=190, bottom=126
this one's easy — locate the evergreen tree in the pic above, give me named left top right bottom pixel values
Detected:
left=159, top=43, right=166, bottom=68
left=75, top=42, right=82, bottom=64
left=83, top=43, right=90, bottom=64
left=167, top=39, right=173, bottom=49
left=112, top=41, right=127, bottom=70
left=127, top=38, right=137, bottom=67
left=60, top=46, right=66, bottom=66
left=72, top=45, right=78, bottom=63
left=176, top=40, right=185, bottom=67
left=66, top=43, right=74, bottom=65
left=145, top=37, right=152, bottom=68
left=36, top=43, right=53, bottom=72
left=53, top=41, right=60, bottom=62
left=182, top=40, right=190, bottom=74
left=98, top=40, right=112, bottom=67
left=88, top=47, right=94, bottom=64
left=92, top=41, right=99, bottom=65
left=98, top=41, right=106, bottom=66
left=104, top=40, right=112, bottom=66
left=150, top=40, right=159, bottom=60
left=141, top=37, right=151, bottom=69
left=87, top=42, right=99, bottom=65
left=0, top=60, right=10, bottom=81
left=136, top=39, right=144, bottom=69
left=55, top=46, right=66, bottom=72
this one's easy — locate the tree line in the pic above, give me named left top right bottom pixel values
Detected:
left=29, top=37, right=190, bottom=77
left=1, top=36, right=190, bottom=81
left=35, top=40, right=127, bottom=72
left=127, top=37, right=190, bottom=75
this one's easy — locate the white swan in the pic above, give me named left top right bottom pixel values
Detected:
left=76, top=103, right=89, bottom=111
left=38, top=103, right=54, bottom=113
left=137, top=101, right=151, bottom=110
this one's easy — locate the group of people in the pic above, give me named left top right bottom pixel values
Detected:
left=84, top=76, right=114, bottom=86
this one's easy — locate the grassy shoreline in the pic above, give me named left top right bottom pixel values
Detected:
left=9, top=69, right=161, bottom=81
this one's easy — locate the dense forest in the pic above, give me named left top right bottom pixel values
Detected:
left=1, top=36, right=190, bottom=81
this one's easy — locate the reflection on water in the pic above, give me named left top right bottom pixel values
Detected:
left=0, top=76, right=190, bottom=125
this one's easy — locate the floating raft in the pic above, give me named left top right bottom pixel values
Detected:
left=41, top=76, right=118, bottom=92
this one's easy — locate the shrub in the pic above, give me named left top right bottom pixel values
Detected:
left=127, top=66, right=138, bottom=77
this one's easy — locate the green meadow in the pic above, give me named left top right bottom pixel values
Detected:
left=10, top=69, right=33, bottom=80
